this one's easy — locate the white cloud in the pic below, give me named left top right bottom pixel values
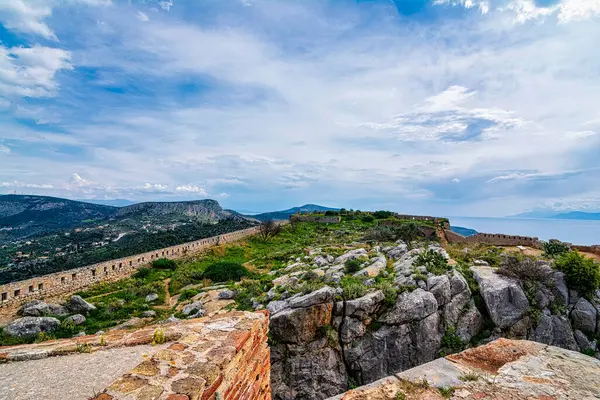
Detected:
left=159, top=1, right=173, bottom=11
left=0, top=0, right=112, bottom=40
left=0, top=145, right=10, bottom=154
left=219, top=192, right=231, bottom=198
left=68, top=173, right=93, bottom=187
left=143, top=183, right=168, bottom=190
left=0, top=45, right=72, bottom=99
left=175, top=184, right=207, bottom=195
left=434, top=0, right=491, bottom=14
left=452, top=178, right=460, bottom=183
left=0, top=181, right=53, bottom=189
left=137, top=11, right=149, bottom=22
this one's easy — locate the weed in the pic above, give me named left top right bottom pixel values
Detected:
left=152, top=328, right=166, bottom=345
left=458, top=372, right=480, bottom=382
left=582, top=348, right=596, bottom=357
left=440, top=327, right=465, bottom=355
left=438, top=387, right=455, bottom=398
left=341, top=276, right=368, bottom=300
left=395, top=392, right=406, bottom=400
left=77, top=343, right=92, bottom=353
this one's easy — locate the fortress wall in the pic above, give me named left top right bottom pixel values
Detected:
left=0, top=226, right=260, bottom=309
left=445, top=229, right=541, bottom=248
left=572, top=245, right=600, bottom=256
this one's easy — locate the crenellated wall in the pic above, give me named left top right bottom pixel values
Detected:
left=572, top=244, right=600, bottom=256
left=0, top=226, right=260, bottom=309
left=444, top=229, right=541, bottom=248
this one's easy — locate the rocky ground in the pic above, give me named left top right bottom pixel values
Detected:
left=4, top=231, right=600, bottom=400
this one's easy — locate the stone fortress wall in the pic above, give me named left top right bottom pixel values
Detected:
left=0, top=226, right=260, bottom=309
left=444, top=228, right=542, bottom=248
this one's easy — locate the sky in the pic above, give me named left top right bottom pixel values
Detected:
left=0, top=0, right=599, bottom=216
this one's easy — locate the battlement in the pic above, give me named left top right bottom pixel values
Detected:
left=445, top=229, right=541, bottom=248
left=0, top=226, right=260, bottom=309
left=0, top=311, right=271, bottom=400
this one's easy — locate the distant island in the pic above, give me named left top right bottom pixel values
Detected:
left=511, top=210, right=600, bottom=220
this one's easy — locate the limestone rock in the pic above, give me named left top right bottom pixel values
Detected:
left=340, top=316, right=367, bottom=343
left=141, top=310, right=156, bottom=318
left=267, top=300, right=290, bottom=316
left=552, top=271, right=569, bottom=305
left=571, top=297, right=597, bottom=334
left=343, top=291, right=384, bottom=320
left=386, top=243, right=408, bottom=260
left=551, top=315, right=579, bottom=351
left=472, top=266, right=529, bottom=329
left=456, top=302, right=483, bottom=342
left=181, top=301, right=204, bottom=316
left=6, top=316, right=60, bottom=338
left=313, top=255, right=330, bottom=267
left=19, top=300, right=50, bottom=317
left=145, top=293, right=159, bottom=303
left=218, top=289, right=235, bottom=299
left=65, top=314, right=86, bottom=325
left=529, top=312, right=554, bottom=345
left=427, top=275, right=451, bottom=306
left=270, top=303, right=334, bottom=344
left=443, top=290, right=471, bottom=326
left=382, top=289, right=437, bottom=325
left=354, top=256, right=386, bottom=278
left=68, top=295, right=96, bottom=314
left=48, top=303, right=70, bottom=316
left=334, top=248, right=368, bottom=265
left=449, top=271, right=469, bottom=297
left=574, top=330, right=596, bottom=352
left=289, top=286, right=335, bottom=309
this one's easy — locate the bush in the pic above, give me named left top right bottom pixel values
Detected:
left=542, top=240, right=570, bottom=258
left=395, top=222, right=420, bottom=243
left=415, top=249, right=450, bottom=275
left=361, top=215, right=375, bottom=223
left=178, top=289, right=199, bottom=302
left=440, top=327, right=465, bottom=355
left=497, top=255, right=553, bottom=283
left=373, top=211, right=393, bottom=219
left=133, top=267, right=152, bottom=279
left=374, top=280, right=398, bottom=306
left=345, top=258, right=363, bottom=273
left=341, top=277, right=368, bottom=299
left=202, top=262, right=250, bottom=282
left=152, top=258, right=177, bottom=270
left=555, top=251, right=600, bottom=297
left=363, top=226, right=396, bottom=242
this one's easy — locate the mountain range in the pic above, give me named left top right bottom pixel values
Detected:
left=511, top=210, right=600, bottom=220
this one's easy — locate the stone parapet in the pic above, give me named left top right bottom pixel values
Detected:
left=0, top=226, right=260, bottom=309
left=0, top=311, right=271, bottom=400
left=445, top=229, right=541, bottom=248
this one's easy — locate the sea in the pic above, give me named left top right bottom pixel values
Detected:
left=448, top=217, right=600, bottom=246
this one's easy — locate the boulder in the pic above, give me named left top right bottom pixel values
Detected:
left=48, top=303, right=70, bottom=317
left=551, top=272, right=569, bottom=306
left=456, top=302, right=483, bottom=342
left=313, top=255, right=330, bottom=267
left=65, top=314, right=86, bottom=325
left=472, top=266, right=529, bottom=329
left=20, top=300, right=50, bottom=317
left=289, top=286, right=335, bottom=309
left=267, top=300, right=290, bottom=316
left=354, top=256, right=386, bottom=278
left=69, top=295, right=96, bottom=314
left=217, top=289, right=235, bottom=300
left=443, top=290, right=471, bottom=327
left=182, top=301, right=204, bottom=316
left=141, top=310, right=156, bottom=318
left=340, top=316, right=367, bottom=343
left=427, top=275, right=451, bottom=306
left=111, top=317, right=148, bottom=331
left=383, top=289, right=437, bottom=325
left=574, top=330, right=596, bottom=352
left=571, top=298, right=597, bottom=334
left=529, top=312, right=554, bottom=345
left=270, top=303, right=333, bottom=344
left=342, top=291, right=384, bottom=320
left=334, top=248, right=368, bottom=265
left=6, top=317, right=60, bottom=338
left=386, top=243, right=408, bottom=260
left=551, top=315, right=579, bottom=351
left=449, top=271, right=469, bottom=296
left=145, top=293, right=159, bottom=303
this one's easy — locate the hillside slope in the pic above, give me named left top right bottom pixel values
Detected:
left=250, top=204, right=339, bottom=221
left=0, top=195, right=118, bottom=240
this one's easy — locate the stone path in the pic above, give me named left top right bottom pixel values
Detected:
left=0, top=345, right=160, bottom=400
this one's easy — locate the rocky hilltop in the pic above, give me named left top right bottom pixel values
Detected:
left=264, top=242, right=600, bottom=399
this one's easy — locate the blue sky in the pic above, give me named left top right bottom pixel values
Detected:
left=1, top=0, right=599, bottom=216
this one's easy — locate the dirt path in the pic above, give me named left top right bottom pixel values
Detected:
left=154, top=279, right=176, bottom=310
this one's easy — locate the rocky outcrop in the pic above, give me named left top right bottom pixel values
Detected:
left=68, top=295, right=97, bottom=314
left=6, top=316, right=61, bottom=338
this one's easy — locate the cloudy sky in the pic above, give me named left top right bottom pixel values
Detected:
left=0, top=0, right=599, bottom=216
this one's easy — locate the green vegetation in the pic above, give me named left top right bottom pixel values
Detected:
left=582, top=348, right=596, bottom=357
left=555, top=251, right=600, bottom=297
left=542, top=239, right=570, bottom=258
left=395, top=392, right=406, bottom=400
left=202, top=261, right=250, bottom=282
left=458, top=372, right=480, bottom=382
left=438, top=387, right=455, bottom=398
left=373, top=280, right=398, bottom=306
left=341, top=276, right=368, bottom=299
left=152, top=258, right=177, bottom=270
left=415, top=249, right=450, bottom=275
left=447, top=243, right=504, bottom=268
left=344, top=258, right=364, bottom=273
left=440, top=327, right=465, bottom=355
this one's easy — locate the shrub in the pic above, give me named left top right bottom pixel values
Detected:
left=497, top=255, right=553, bottom=283
left=555, top=251, right=600, bottom=297
left=202, top=262, right=250, bottom=282
left=361, top=215, right=375, bottom=223
left=341, top=277, right=368, bottom=300
left=363, top=226, right=396, bottom=242
left=415, top=249, right=450, bottom=275
left=395, top=222, right=420, bottom=243
left=374, top=280, right=398, bottom=306
left=542, top=239, right=570, bottom=258
left=152, top=258, right=177, bottom=270
left=373, top=210, right=393, bottom=219
left=440, top=327, right=465, bottom=355
left=133, top=267, right=152, bottom=279
left=178, top=289, right=199, bottom=302
left=345, top=258, right=363, bottom=273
